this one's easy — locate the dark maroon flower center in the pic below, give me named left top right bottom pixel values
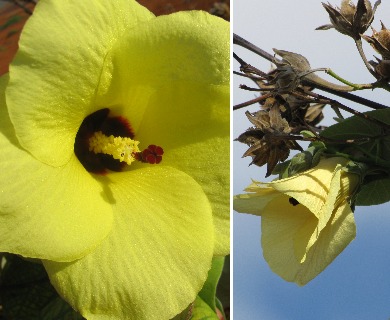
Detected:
left=74, top=108, right=164, bottom=174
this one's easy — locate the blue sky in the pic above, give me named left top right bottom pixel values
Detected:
left=233, top=1, right=390, bottom=319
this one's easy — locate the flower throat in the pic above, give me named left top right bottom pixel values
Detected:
left=74, top=108, right=163, bottom=174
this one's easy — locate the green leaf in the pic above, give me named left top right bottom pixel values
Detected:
left=171, top=304, right=193, bottom=320
left=288, top=151, right=315, bottom=176
left=198, top=257, right=225, bottom=313
left=283, top=142, right=326, bottom=177
left=321, top=109, right=390, bottom=139
left=272, top=159, right=291, bottom=178
left=171, top=256, right=227, bottom=320
left=356, top=178, right=390, bottom=206
left=300, top=130, right=316, bottom=138
left=343, top=160, right=369, bottom=176
left=191, top=296, right=220, bottom=320
left=215, top=298, right=225, bottom=320
left=216, top=255, right=229, bottom=315
left=321, top=109, right=390, bottom=166
left=0, top=254, right=83, bottom=320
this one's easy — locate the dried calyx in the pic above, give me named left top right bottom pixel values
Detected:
left=235, top=99, right=304, bottom=177
left=235, top=50, right=331, bottom=176
left=269, top=49, right=313, bottom=93
left=361, top=22, right=390, bottom=79
left=317, top=0, right=380, bottom=40
left=363, top=21, right=390, bottom=59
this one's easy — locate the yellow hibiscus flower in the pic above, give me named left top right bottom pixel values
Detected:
left=0, top=0, right=229, bottom=319
left=234, top=157, right=359, bottom=286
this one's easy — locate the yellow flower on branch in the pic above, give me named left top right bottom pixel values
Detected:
left=0, top=0, right=229, bottom=319
left=234, top=157, right=359, bottom=286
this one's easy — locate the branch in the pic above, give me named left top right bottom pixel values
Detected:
left=233, top=33, right=390, bottom=110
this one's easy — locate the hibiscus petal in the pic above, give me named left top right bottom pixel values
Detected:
left=6, top=0, right=155, bottom=167
left=260, top=196, right=316, bottom=282
left=43, top=166, right=214, bottom=320
left=97, top=11, right=229, bottom=255
left=233, top=186, right=281, bottom=216
left=136, top=83, right=229, bottom=256
left=234, top=183, right=319, bottom=266
left=301, top=166, right=343, bottom=261
left=0, top=75, right=113, bottom=261
left=294, top=202, right=356, bottom=285
left=261, top=190, right=356, bottom=286
left=269, top=157, right=346, bottom=219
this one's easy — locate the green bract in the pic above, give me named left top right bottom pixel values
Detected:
left=0, top=0, right=229, bottom=319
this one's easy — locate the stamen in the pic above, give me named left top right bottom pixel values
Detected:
left=89, top=131, right=140, bottom=165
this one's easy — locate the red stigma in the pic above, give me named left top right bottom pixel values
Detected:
left=136, top=145, right=164, bottom=164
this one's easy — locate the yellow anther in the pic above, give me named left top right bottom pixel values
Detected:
left=89, top=131, right=140, bottom=165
